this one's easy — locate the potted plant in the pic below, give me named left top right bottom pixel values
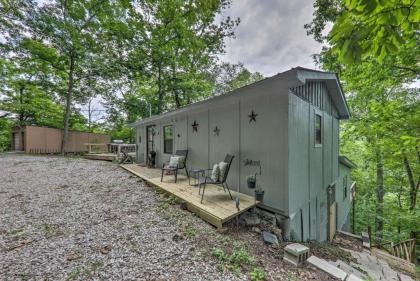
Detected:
left=255, top=185, right=265, bottom=202
left=246, top=175, right=256, bottom=189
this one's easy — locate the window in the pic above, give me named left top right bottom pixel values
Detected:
left=315, top=113, right=322, bottom=146
left=343, top=175, right=348, bottom=200
left=163, top=125, right=174, bottom=154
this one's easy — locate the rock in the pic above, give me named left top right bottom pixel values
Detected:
left=67, top=250, right=83, bottom=261
left=244, top=213, right=261, bottom=226
left=259, top=210, right=276, bottom=225
left=100, top=245, right=112, bottom=254
left=251, top=227, right=261, bottom=234
left=172, top=233, right=183, bottom=242
left=272, top=227, right=283, bottom=241
left=346, top=274, right=364, bottom=281
left=262, top=231, right=278, bottom=245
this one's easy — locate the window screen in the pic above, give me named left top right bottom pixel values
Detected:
left=315, top=113, right=322, bottom=146
left=343, top=175, right=348, bottom=200
left=163, top=125, right=174, bottom=154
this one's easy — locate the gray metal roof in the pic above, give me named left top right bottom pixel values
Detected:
left=130, top=67, right=351, bottom=127
left=339, top=155, right=357, bottom=169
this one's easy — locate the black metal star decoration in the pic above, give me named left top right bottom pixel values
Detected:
left=213, top=126, right=220, bottom=136
left=248, top=110, right=258, bottom=123
left=192, top=120, right=199, bottom=132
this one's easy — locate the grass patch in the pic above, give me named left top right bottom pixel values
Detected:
left=212, top=239, right=267, bottom=279
left=250, top=267, right=267, bottom=281
left=128, top=240, right=141, bottom=253
left=40, top=222, right=61, bottom=238
left=66, top=261, right=104, bottom=280
left=182, top=224, right=197, bottom=239
left=212, top=241, right=255, bottom=276
left=8, top=228, right=27, bottom=241
left=66, top=267, right=82, bottom=281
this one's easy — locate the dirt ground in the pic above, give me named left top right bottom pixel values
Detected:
left=1, top=154, right=341, bottom=281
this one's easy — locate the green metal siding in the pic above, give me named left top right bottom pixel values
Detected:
left=336, top=164, right=353, bottom=231
left=288, top=92, right=341, bottom=242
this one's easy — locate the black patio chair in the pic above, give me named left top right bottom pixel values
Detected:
left=161, top=150, right=189, bottom=183
left=199, top=154, right=234, bottom=203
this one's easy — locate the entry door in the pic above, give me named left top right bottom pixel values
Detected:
left=328, top=184, right=337, bottom=241
left=146, top=125, right=156, bottom=156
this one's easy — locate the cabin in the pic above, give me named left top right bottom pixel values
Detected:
left=11, top=125, right=110, bottom=154
left=130, top=67, right=355, bottom=242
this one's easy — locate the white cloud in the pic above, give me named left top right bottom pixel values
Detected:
left=218, top=0, right=323, bottom=76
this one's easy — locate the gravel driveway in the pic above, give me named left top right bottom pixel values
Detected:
left=0, top=154, right=241, bottom=281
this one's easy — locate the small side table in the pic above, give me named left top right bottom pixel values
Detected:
left=189, top=169, right=205, bottom=186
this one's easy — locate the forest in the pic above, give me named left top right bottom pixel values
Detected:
left=0, top=0, right=418, bottom=244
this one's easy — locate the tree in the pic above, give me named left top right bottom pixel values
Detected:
left=210, top=62, right=264, bottom=95
left=0, top=0, right=120, bottom=154
left=103, top=0, right=239, bottom=116
left=306, top=0, right=419, bottom=240
left=306, top=0, right=419, bottom=67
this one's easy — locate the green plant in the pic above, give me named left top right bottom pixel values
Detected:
left=255, top=185, right=264, bottom=193
left=246, top=175, right=256, bottom=183
left=8, top=228, right=27, bottom=241
left=66, top=267, right=82, bottom=281
left=250, top=267, right=267, bottom=281
left=41, top=222, right=60, bottom=237
left=212, top=243, right=255, bottom=276
left=182, top=225, right=197, bottom=239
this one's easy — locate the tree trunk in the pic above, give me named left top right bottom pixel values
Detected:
left=375, top=147, right=384, bottom=239
left=61, top=54, right=75, bottom=155
left=18, top=85, right=25, bottom=125
left=157, top=63, right=163, bottom=114
left=403, top=154, right=417, bottom=211
left=172, top=64, right=181, bottom=108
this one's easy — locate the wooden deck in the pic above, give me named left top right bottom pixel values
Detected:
left=120, top=164, right=257, bottom=229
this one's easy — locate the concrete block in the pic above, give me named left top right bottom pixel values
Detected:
left=306, top=255, right=348, bottom=280
left=283, top=243, right=309, bottom=266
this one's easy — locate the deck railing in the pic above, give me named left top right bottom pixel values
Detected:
left=85, top=143, right=136, bottom=159
left=109, top=143, right=136, bottom=159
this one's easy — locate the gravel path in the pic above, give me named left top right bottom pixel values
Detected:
left=0, top=154, right=241, bottom=281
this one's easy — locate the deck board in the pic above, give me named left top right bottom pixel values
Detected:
left=120, top=164, right=256, bottom=228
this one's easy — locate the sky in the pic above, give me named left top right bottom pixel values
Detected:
left=218, top=0, right=323, bottom=77
left=86, top=0, right=325, bottom=120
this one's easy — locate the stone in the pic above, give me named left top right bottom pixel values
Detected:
left=262, top=231, right=278, bottom=245
left=306, top=255, right=348, bottom=280
left=100, top=245, right=112, bottom=254
left=244, top=213, right=261, bottom=226
left=330, top=259, right=366, bottom=279
left=260, top=210, right=276, bottom=225
left=251, top=227, right=261, bottom=234
left=272, top=227, right=283, bottom=241
left=283, top=243, right=310, bottom=266
left=345, top=274, right=364, bottom=281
